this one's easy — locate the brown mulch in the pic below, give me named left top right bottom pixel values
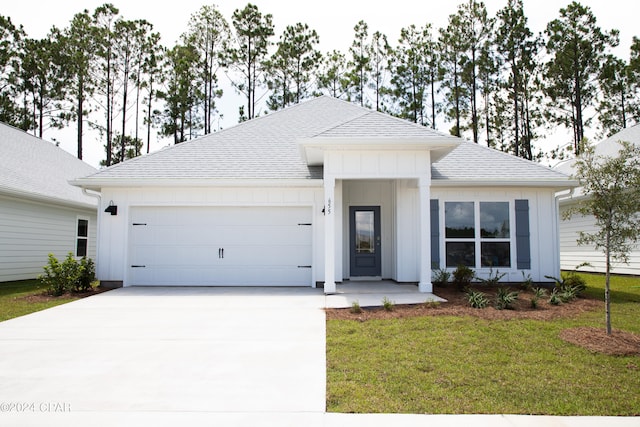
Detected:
left=325, top=285, right=602, bottom=321
left=559, top=327, right=640, bottom=356
left=19, top=287, right=110, bottom=303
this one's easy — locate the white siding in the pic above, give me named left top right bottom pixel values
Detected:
left=0, top=195, right=97, bottom=282
left=559, top=203, right=640, bottom=275
left=430, top=187, right=560, bottom=283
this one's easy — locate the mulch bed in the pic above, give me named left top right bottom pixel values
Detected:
left=560, top=327, right=640, bottom=357
left=18, top=287, right=110, bottom=303
left=325, top=285, right=602, bottom=321
left=326, top=285, right=640, bottom=356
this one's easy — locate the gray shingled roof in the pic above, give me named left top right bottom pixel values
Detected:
left=554, top=124, right=640, bottom=176
left=75, top=96, right=573, bottom=187
left=0, top=122, right=97, bottom=207
left=433, top=141, right=573, bottom=185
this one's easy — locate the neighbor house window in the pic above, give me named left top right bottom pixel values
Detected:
left=445, top=201, right=511, bottom=268
left=76, top=218, right=89, bottom=257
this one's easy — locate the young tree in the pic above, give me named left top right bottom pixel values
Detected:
left=597, top=55, right=633, bottom=137
left=368, top=31, right=389, bottom=112
left=565, top=140, right=640, bottom=335
left=543, top=1, right=619, bottom=155
left=226, top=3, right=274, bottom=121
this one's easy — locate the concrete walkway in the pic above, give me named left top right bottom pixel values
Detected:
left=0, top=286, right=637, bottom=426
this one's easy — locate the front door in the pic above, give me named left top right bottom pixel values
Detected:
left=349, top=206, right=381, bottom=277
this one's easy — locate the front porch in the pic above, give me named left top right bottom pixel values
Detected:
left=324, top=281, right=447, bottom=308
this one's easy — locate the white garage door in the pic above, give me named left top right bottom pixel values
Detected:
left=128, top=206, right=313, bottom=286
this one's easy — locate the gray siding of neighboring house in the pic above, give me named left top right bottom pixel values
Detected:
left=0, top=195, right=97, bottom=282
left=559, top=203, right=640, bottom=275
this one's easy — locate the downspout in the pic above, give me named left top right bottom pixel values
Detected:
left=554, top=187, right=576, bottom=275
left=82, top=188, right=102, bottom=281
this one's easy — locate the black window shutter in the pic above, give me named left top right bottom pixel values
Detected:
left=430, top=199, right=440, bottom=268
left=515, top=199, right=531, bottom=269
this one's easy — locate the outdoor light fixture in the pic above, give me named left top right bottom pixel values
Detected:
left=104, top=200, right=118, bottom=216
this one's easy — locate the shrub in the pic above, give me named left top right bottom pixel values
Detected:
left=520, top=271, right=533, bottom=291
left=382, top=297, right=394, bottom=312
left=530, top=287, right=547, bottom=309
left=478, top=268, right=506, bottom=286
left=549, top=288, right=562, bottom=305
left=432, top=267, right=451, bottom=288
left=495, top=287, right=518, bottom=310
left=452, top=265, right=475, bottom=291
left=73, top=257, right=95, bottom=292
left=424, top=298, right=441, bottom=309
left=350, top=300, right=362, bottom=314
left=39, top=252, right=82, bottom=296
left=466, top=289, right=489, bottom=309
left=545, top=272, right=587, bottom=297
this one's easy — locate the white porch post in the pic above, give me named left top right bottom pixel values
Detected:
left=324, top=177, right=337, bottom=294
left=418, top=176, right=432, bottom=292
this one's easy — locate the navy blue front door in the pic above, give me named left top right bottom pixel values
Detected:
left=349, top=206, right=381, bottom=277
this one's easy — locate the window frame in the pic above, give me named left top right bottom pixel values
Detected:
left=75, top=216, right=89, bottom=258
left=442, top=200, right=515, bottom=270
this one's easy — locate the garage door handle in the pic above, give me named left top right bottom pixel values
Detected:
left=131, top=265, right=146, bottom=268
left=298, top=265, right=312, bottom=268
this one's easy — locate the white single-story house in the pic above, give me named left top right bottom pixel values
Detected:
left=555, top=124, right=640, bottom=275
left=72, top=96, right=576, bottom=292
left=0, top=122, right=98, bottom=282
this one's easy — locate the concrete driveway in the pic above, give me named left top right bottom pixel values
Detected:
left=0, top=287, right=327, bottom=426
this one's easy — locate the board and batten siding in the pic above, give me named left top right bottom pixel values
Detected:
left=559, top=203, right=640, bottom=275
left=0, top=195, right=97, bottom=282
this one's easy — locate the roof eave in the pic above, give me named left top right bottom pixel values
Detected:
left=431, top=178, right=580, bottom=189
left=70, top=177, right=324, bottom=190
left=0, top=186, right=97, bottom=210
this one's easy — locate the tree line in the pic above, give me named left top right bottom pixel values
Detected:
left=0, top=0, right=638, bottom=166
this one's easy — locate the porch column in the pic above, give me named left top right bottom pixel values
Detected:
left=324, top=177, right=336, bottom=294
left=418, top=176, right=432, bottom=292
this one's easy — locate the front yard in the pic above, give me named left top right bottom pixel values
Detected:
left=326, top=273, right=640, bottom=415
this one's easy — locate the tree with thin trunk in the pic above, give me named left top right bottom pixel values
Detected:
left=439, top=13, right=469, bottom=137
left=347, top=20, right=370, bottom=107
left=368, top=31, right=389, bottom=112
left=316, top=50, right=349, bottom=99
left=0, top=15, right=30, bottom=130
left=226, top=3, right=274, bottom=121
left=564, top=140, right=640, bottom=335
left=543, top=1, right=619, bottom=155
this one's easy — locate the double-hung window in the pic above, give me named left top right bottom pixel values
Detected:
left=76, top=218, right=89, bottom=257
left=445, top=201, right=511, bottom=268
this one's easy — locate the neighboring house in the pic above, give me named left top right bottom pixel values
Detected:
left=555, top=125, right=640, bottom=275
left=0, top=122, right=98, bottom=282
left=72, top=96, right=575, bottom=292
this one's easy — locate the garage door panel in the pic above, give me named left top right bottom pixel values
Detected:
left=129, top=206, right=313, bottom=286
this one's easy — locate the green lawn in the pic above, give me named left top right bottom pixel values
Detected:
left=326, top=273, right=640, bottom=415
left=0, top=279, right=80, bottom=322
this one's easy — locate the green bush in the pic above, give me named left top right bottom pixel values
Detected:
left=432, top=267, right=451, bottom=287
left=530, top=287, right=547, bottom=309
left=350, top=300, right=362, bottom=314
left=520, top=271, right=533, bottom=291
left=548, top=288, right=562, bottom=305
left=453, top=265, right=475, bottom=291
left=382, top=297, right=395, bottom=312
left=495, top=287, right=518, bottom=310
left=466, top=289, right=489, bottom=309
left=545, top=272, right=587, bottom=297
left=478, top=268, right=506, bottom=286
left=73, top=257, right=95, bottom=292
left=38, top=253, right=95, bottom=296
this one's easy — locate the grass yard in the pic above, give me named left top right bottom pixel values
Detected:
left=0, top=279, right=86, bottom=322
left=326, top=273, right=640, bottom=415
